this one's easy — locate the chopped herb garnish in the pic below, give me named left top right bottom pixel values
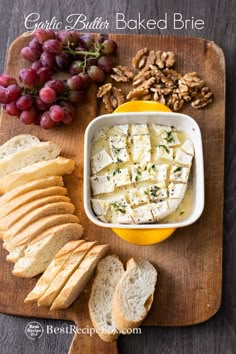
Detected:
left=94, top=177, right=98, bottom=181
left=144, top=166, right=148, bottom=171
left=135, top=175, right=139, bottom=182
left=180, top=211, right=185, bottom=216
left=116, top=158, right=123, bottom=163
left=111, top=202, right=126, bottom=214
left=150, top=185, right=160, bottom=197
left=151, top=164, right=156, bottom=170
left=164, top=131, right=174, bottom=143
left=174, top=166, right=182, bottom=173
left=107, top=176, right=110, bottom=181
left=158, top=144, right=170, bottom=153
left=144, top=191, right=148, bottom=195
left=113, top=167, right=121, bottom=176
left=137, top=170, right=142, bottom=176
left=112, top=145, right=122, bottom=154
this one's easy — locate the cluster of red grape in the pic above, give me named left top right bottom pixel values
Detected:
left=0, top=29, right=118, bottom=129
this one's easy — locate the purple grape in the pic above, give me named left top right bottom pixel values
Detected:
left=67, top=90, right=85, bottom=103
left=39, top=87, right=56, bottom=104
left=101, top=39, right=118, bottom=55
left=35, top=29, right=55, bottom=44
left=69, top=61, right=84, bottom=75
left=35, top=97, right=49, bottom=111
left=21, top=47, right=40, bottom=62
left=78, top=72, right=90, bottom=89
left=87, top=65, right=105, bottom=83
left=37, top=67, right=52, bottom=85
left=45, top=79, right=64, bottom=94
left=62, top=109, right=74, bottom=124
left=20, top=107, right=37, bottom=124
left=97, top=34, right=108, bottom=44
left=43, top=39, right=63, bottom=55
left=5, top=84, right=22, bottom=102
left=0, top=86, right=8, bottom=104
left=31, top=60, right=42, bottom=71
left=79, top=34, right=95, bottom=50
left=97, top=55, right=114, bottom=73
left=40, top=111, right=55, bottom=129
left=86, top=57, right=97, bottom=69
left=16, top=95, right=33, bottom=110
left=55, top=53, right=71, bottom=71
left=57, top=30, right=73, bottom=45
left=6, top=102, right=21, bottom=117
left=40, top=52, right=56, bottom=69
left=0, top=74, right=17, bottom=88
left=29, top=38, right=42, bottom=53
left=18, top=68, right=38, bottom=88
left=49, top=105, right=64, bottom=122
left=67, top=75, right=83, bottom=90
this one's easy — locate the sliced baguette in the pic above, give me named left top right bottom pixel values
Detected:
left=112, top=258, right=157, bottom=331
left=4, top=213, right=80, bottom=252
left=13, top=224, right=84, bottom=278
left=38, top=241, right=97, bottom=307
left=0, top=141, right=61, bottom=179
left=3, top=202, right=75, bottom=242
left=50, top=244, right=109, bottom=311
left=0, top=176, right=64, bottom=209
left=0, top=134, right=40, bottom=160
left=0, top=157, right=75, bottom=193
left=24, top=240, right=85, bottom=304
left=0, top=195, right=71, bottom=233
left=0, top=186, right=67, bottom=218
left=88, top=255, right=124, bottom=342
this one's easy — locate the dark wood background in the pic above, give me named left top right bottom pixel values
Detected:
left=0, top=0, right=235, bottom=353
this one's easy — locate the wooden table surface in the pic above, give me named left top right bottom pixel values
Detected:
left=0, top=0, right=235, bottom=353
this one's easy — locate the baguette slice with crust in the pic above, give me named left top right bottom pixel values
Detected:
left=24, top=240, right=85, bottom=303
left=13, top=224, right=84, bottom=278
left=0, top=186, right=67, bottom=218
left=3, top=201, right=75, bottom=242
left=0, top=134, right=40, bottom=160
left=4, top=213, right=80, bottom=252
left=0, top=195, right=71, bottom=233
left=0, top=141, right=61, bottom=179
left=0, top=176, right=64, bottom=209
left=112, top=258, right=158, bottom=331
left=0, top=156, right=75, bottom=193
left=88, top=255, right=124, bottom=342
left=37, top=241, right=97, bottom=307
left=50, top=244, right=109, bottom=311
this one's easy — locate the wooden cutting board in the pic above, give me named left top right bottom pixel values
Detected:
left=0, top=34, right=225, bottom=354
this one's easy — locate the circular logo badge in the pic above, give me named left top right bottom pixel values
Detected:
left=25, top=321, right=44, bottom=340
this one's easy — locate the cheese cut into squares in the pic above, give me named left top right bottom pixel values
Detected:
left=93, top=130, right=107, bottom=142
left=110, top=210, right=134, bottom=224
left=154, top=145, right=174, bottom=161
left=181, top=139, right=194, bottom=156
left=91, top=150, right=113, bottom=174
left=150, top=201, right=170, bottom=221
left=131, top=164, right=151, bottom=183
left=130, top=124, right=149, bottom=136
left=112, top=168, right=131, bottom=187
left=114, top=124, right=129, bottom=135
left=160, top=131, right=180, bottom=147
left=109, top=197, right=133, bottom=224
left=151, top=124, right=172, bottom=136
left=148, top=184, right=168, bottom=202
left=132, top=205, right=154, bottom=224
left=175, top=148, right=193, bottom=166
left=132, top=135, right=151, bottom=163
left=91, top=199, right=110, bottom=216
left=90, top=175, right=114, bottom=195
left=168, top=183, right=187, bottom=199
left=128, top=187, right=149, bottom=206
left=149, top=163, right=168, bottom=183
left=169, top=165, right=190, bottom=183
left=109, top=135, right=129, bottom=163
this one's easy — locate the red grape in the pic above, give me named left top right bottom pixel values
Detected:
left=86, top=57, right=97, bottom=69
left=43, top=39, right=62, bottom=54
left=19, top=68, right=38, bottom=88
left=97, top=55, right=114, bottom=73
left=35, top=97, right=49, bottom=111
left=60, top=101, right=76, bottom=114
left=45, top=79, right=64, bottom=94
left=29, top=38, right=42, bottom=53
left=0, top=74, right=17, bottom=88
left=40, top=52, right=56, bottom=69
left=20, top=107, right=37, bottom=124
left=37, top=67, right=52, bottom=85
left=78, top=72, right=90, bottom=89
left=101, top=39, right=118, bottom=55
left=40, top=111, right=55, bottom=129
left=97, top=34, right=108, bottom=44
left=21, top=46, right=40, bottom=62
left=39, top=87, right=56, bottom=104
left=67, top=75, right=83, bottom=90
left=67, top=90, right=85, bottom=103
left=55, top=53, right=71, bottom=71
left=69, top=61, right=84, bottom=75
left=87, top=65, right=105, bottom=83
left=35, top=29, right=55, bottom=44
left=5, top=84, right=22, bottom=101
left=16, top=95, right=33, bottom=110
left=6, top=102, right=21, bottom=117
left=0, top=86, right=9, bottom=104
left=79, top=34, right=94, bottom=50
left=57, top=30, right=73, bottom=45
left=31, top=60, right=42, bottom=71
left=62, top=109, right=74, bottom=124
left=49, top=105, right=64, bottom=122
left=70, top=31, right=80, bottom=47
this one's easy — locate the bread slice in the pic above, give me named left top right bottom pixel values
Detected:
left=88, top=255, right=124, bottom=342
left=24, top=240, right=84, bottom=303
left=0, top=134, right=40, bottom=160
left=0, top=195, right=71, bottom=233
left=38, top=241, right=97, bottom=307
left=13, top=224, right=84, bottom=278
left=3, top=202, right=75, bottom=242
left=0, top=186, right=67, bottom=218
left=50, top=244, right=109, bottom=311
left=112, top=258, right=158, bottom=331
left=0, top=176, right=64, bottom=209
left=0, top=141, right=61, bottom=179
left=4, top=213, right=80, bottom=258
left=0, top=157, right=75, bottom=193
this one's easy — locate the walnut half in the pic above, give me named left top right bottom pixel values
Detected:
left=97, top=84, right=125, bottom=112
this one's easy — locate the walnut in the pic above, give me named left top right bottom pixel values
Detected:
left=179, top=72, right=205, bottom=89
left=111, top=65, right=134, bottom=82
left=132, top=77, right=156, bottom=89
left=97, top=83, right=112, bottom=98
left=133, top=69, right=152, bottom=82
left=132, top=48, right=149, bottom=69
left=155, top=51, right=175, bottom=69
left=150, top=85, right=173, bottom=96
left=127, top=88, right=150, bottom=101
left=141, top=50, right=156, bottom=72
left=191, top=86, right=213, bottom=109
left=167, top=93, right=184, bottom=111
left=100, top=86, right=125, bottom=112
